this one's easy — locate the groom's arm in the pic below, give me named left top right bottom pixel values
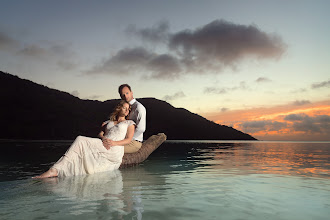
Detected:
left=134, top=104, right=146, bottom=137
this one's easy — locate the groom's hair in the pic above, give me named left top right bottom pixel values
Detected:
left=118, top=84, right=131, bottom=95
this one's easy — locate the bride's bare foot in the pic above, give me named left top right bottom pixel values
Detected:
left=32, top=168, right=58, bottom=179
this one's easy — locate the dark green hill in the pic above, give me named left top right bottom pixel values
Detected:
left=0, top=71, right=256, bottom=140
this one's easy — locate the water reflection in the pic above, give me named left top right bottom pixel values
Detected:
left=1, top=141, right=329, bottom=181
left=33, top=165, right=168, bottom=219
left=35, top=170, right=124, bottom=218
left=147, top=141, right=330, bottom=178
left=0, top=140, right=70, bottom=181
left=144, top=142, right=239, bottom=174
left=184, top=142, right=330, bottom=178
left=0, top=141, right=329, bottom=219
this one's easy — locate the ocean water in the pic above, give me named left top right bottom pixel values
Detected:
left=0, top=140, right=329, bottom=220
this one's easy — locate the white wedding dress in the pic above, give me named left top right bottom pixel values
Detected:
left=52, top=120, right=135, bottom=177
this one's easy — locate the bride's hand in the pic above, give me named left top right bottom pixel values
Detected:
left=102, top=137, right=111, bottom=150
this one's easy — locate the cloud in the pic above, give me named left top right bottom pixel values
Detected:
left=17, top=43, right=73, bottom=58
left=0, top=29, right=76, bottom=66
left=256, top=77, right=272, bottom=83
left=283, top=113, right=330, bottom=134
left=204, top=87, right=227, bottom=94
left=88, top=47, right=153, bottom=74
left=316, top=115, right=330, bottom=123
left=291, top=88, right=308, bottom=93
left=291, top=80, right=330, bottom=94
left=292, top=100, right=311, bottom=106
left=17, top=45, right=47, bottom=58
left=290, top=116, right=319, bottom=133
left=70, top=90, right=79, bottom=97
left=0, top=32, right=19, bottom=51
left=268, top=121, right=287, bottom=131
left=163, top=91, right=186, bottom=101
left=204, top=81, right=249, bottom=94
left=203, top=100, right=330, bottom=140
left=126, top=20, right=170, bottom=44
left=284, top=114, right=306, bottom=121
left=14, top=42, right=79, bottom=71
left=240, top=113, right=330, bottom=135
left=241, top=120, right=268, bottom=131
left=311, top=80, right=330, bottom=89
left=169, top=19, right=286, bottom=68
left=87, top=47, right=183, bottom=80
left=240, top=120, right=288, bottom=133
left=146, top=54, right=183, bottom=80
left=85, top=95, right=102, bottom=100
left=56, top=60, right=77, bottom=71
left=88, top=19, right=286, bottom=80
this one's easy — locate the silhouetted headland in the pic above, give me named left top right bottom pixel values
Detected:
left=0, top=71, right=256, bottom=140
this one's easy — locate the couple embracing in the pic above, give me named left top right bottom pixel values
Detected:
left=33, top=84, right=146, bottom=178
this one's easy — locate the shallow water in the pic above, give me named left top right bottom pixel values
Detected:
left=0, top=140, right=329, bottom=219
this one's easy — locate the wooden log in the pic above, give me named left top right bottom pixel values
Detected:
left=120, top=133, right=167, bottom=167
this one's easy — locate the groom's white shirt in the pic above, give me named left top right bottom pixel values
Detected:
left=128, top=99, right=146, bottom=142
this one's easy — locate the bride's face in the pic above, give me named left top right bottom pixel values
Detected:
left=120, top=103, right=130, bottom=117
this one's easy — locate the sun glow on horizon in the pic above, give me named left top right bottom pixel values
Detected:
left=201, top=100, right=330, bottom=141
left=257, top=106, right=330, bottom=120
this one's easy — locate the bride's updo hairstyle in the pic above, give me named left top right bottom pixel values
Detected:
left=110, top=100, right=131, bottom=121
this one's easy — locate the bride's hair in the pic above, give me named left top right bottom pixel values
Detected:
left=110, top=100, right=131, bottom=121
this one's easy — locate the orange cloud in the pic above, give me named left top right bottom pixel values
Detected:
left=201, top=100, right=330, bottom=141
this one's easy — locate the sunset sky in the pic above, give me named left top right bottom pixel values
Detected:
left=1, top=0, right=329, bottom=141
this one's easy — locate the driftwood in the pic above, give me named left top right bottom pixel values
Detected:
left=120, top=133, right=167, bottom=167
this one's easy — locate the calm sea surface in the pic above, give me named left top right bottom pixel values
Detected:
left=0, top=140, right=329, bottom=220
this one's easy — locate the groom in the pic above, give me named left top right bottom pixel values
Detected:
left=118, top=84, right=146, bottom=153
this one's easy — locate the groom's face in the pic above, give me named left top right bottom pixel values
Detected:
left=120, top=86, right=133, bottom=102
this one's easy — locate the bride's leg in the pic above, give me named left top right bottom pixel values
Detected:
left=52, top=136, right=89, bottom=176
left=33, top=136, right=87, bottom=178
left=33, top=136, right=103, bottom=178
left=62, top=136, right=96, bottom=158
left=51, top=136, right=102, bottom=176
left=32, top=168, right=58, bottom=179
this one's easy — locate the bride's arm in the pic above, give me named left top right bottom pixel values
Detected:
left=98, top=130, right=105, bottom=139
left=108, top=124, right=135, bottom=147
left=98, top=121, right=109, bottom=139
left=98, top=122, right=112, bottom=150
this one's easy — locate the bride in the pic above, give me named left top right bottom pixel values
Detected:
left=33, top=100, right=135, bottom=178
